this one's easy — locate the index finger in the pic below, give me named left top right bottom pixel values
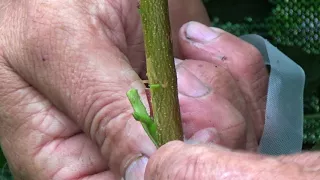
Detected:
left=4, top=0, right=155, bottom=177
left=4, top=0, right=211, bottom=178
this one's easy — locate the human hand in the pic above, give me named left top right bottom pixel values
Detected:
left=145, top=141, right=320, bottom=180
left=0, top=0, right=210, bottom=179
left=125, top=21, right=269, bottom=178
left=144, top=26, right=271, bottom=178
left=176, top=22, right=269, bottom=150
left=0, top=0, right=267, bottom=179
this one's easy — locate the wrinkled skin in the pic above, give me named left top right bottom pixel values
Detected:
left=0, top=0, right=270, bottom=179
left=146, top=141, right=320, bottom=180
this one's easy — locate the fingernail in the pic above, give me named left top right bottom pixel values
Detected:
left=186, top=128, right=220, bottom=144
left=185, top=21, right=220, bottom=42
left=177, top=66, right=209, bottom=97
left=125, top=156, right=148, bottom=180
left=174, top=58, right=183, bottom=66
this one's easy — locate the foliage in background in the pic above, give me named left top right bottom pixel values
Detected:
left=1, top=0, right=320, bottom=178
left=0, top=147, right=12, bottom=179
left=203, top=0, right=320, bottom=148
left=205, top=0, right=320, bottom=55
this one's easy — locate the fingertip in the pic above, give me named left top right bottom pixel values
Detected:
left=186, top=127, right=220, bottom=145
left=179, top=22, right=225, bottom=44
left=176, top=64, right=211, bottom=98
left=178, top=22, right=224, bottom=61
left=124, top=156, right=148, bottom=180
left=184, top=21, right=221, bottom=43
left=174, top=58, right=183, bottom=66
left=178, top=21, right=250, bottom=63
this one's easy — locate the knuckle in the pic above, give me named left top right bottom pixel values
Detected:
left=81, top=86, right=132, bottom=145
left=1, top=1, right=87, bottom=69
left=23, top=1, right=97, bottom=49
left=247, top=42, right=264, bottom=62
left=82, top=86, right=150, bottom=175
left=172, top=156, right=201, bottom=180
left=148, top=143, right=214, bottom=180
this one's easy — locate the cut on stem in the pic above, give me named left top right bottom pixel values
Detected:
left=139, top=0, right=183, bottom=146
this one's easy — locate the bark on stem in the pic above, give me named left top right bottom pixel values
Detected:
left=140, top=0, right=183, bottom=146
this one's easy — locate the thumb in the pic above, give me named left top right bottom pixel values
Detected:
left=178, top=21, right=268, bottom=142
left=176, top=58, right=248, bottom=149
left=145, top=141, right=231, bottom=180
left=145, top=141, right=309, bottom=180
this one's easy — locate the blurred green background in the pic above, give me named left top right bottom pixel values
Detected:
left=202, top=0, right=320, bottom=148
left=1, top=0, right=319, bottom=178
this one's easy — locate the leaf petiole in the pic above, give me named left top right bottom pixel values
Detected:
left=126, top=88, right=159, bottom=148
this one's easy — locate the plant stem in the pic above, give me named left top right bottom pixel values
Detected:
left=140, top=0, right=183, bottom=146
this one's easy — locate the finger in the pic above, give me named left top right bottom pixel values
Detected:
left=0, top=57, right=116, bottom=179
left=277, top=152, right=320, bottom=170
left=5, top=1, right=155, bottom=178
left=124, top=127, right=218, bottom=179
left=124, top=156, right=148, bottom=180
left=176, top=59, right=249, bottom=149
left=145, top=141, right=232, bottom=179
left=168, top=0, right=210, bottom=57
left=145, top=141, right=315, bottom=180
left=179, top=21, right=268, bottom=144
left=185, top=127, right=220, bottom=145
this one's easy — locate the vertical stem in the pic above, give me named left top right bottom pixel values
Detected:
left=140, top=0, right=183, bottom=146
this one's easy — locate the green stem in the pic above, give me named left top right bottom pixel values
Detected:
left=139, top=0, right=183, bottom=146
left=127, top=89, right=159, bottom=147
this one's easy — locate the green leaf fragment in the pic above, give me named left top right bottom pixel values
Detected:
left=149, top=84, right=161, bottom=89
left=126, top=89, right=159, bottom=147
